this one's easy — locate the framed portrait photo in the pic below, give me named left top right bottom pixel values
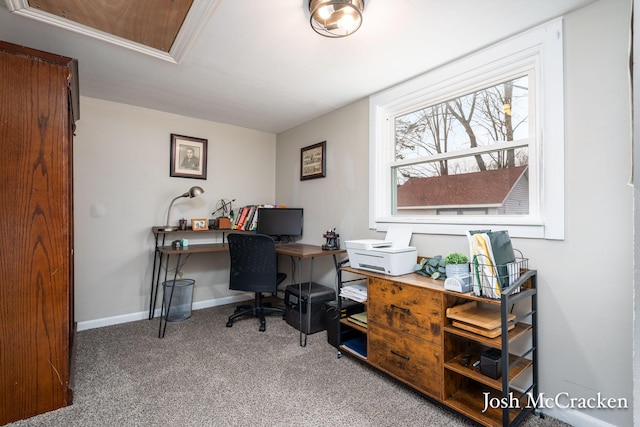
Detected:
left=170, top=134, right=208, bottom=179
left=191, top=218, right=209, bottom=231
left=300, top=141, right=326, bottom=181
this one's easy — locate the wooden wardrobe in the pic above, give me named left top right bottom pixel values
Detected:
left=0, top=41, right=78, bottom=425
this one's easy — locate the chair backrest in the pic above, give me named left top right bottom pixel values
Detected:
left=227, top=233, right=279, bottom=293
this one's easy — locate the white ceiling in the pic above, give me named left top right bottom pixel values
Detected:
left=0, top=0, right=596, bottom=134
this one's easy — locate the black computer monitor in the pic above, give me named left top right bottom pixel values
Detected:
left=256, top=208, right=303, bottom=242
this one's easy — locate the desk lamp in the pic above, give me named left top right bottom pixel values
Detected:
left=163, top=186, right=204, bottom=231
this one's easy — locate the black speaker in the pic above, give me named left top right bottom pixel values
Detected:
left=325, top=300, right=364, bottom=348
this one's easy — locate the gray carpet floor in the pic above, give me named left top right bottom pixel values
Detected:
left=7, top=302, right=571, bottom=426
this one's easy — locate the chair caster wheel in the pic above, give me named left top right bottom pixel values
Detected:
left=226, top=320, right=233, bottom=327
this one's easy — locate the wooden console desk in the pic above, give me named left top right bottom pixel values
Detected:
left=150, top=227, right=346, bottom=341
left=338, top=267, right=538, bottom=427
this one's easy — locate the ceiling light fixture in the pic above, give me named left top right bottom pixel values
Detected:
left=309, top=0, right=365, bottom=38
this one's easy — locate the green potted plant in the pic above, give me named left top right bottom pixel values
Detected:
left=444, top=252, right=469, bottom=278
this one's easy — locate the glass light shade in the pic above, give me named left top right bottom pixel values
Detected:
left=309, top=0, right=364, bottom=38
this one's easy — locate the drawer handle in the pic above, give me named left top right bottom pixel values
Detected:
left=391, top=304, right=411, bottom=314
left=390, top=350, right=410, bottom=361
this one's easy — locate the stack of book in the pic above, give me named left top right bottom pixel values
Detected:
left=339, top=283, right=367, bottom=303
left=231, top=205, right=257, bottom=231
left=231, top=204, right=285, bottom=231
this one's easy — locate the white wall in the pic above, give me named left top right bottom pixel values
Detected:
left=276, top=1, right=633, bottom=426
left=633, top=0, right=640, bottom=423
left=633, top=0, right=640, bottom=425
left=74, top=98, right=277, bottom=326
left=275, top=100, right=376, bottom=287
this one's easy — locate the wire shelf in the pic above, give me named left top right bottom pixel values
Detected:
left=472, top=249, right=528, bottom=299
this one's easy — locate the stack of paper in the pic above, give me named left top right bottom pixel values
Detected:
left=339, top=283, right=367, bottom=302
left=347, top=311, right=368, bottom=328
left=342, top=336, right=367, bottom=358
left=467, top=229, right=517, bottom=298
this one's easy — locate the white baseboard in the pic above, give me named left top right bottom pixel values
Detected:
left=76, top=294, right=253, bottom=332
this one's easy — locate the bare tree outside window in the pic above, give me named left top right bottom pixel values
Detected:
left=393, top=76, right=530, bottom=216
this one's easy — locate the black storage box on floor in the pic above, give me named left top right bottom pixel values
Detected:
left=285, top=282, right=335, bottom=334
left=325, top=300, right=364, bottom=348
left=480, top=348, right=502, bottom=379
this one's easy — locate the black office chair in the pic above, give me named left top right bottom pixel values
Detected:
left=225, top=233, right=286, bottom=332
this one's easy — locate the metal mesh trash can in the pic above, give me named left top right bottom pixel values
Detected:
left=162, top=279, right=195, bottom=322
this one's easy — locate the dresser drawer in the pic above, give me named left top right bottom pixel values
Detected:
left=368, top=277, right=443, bottom=344
left=368, top=322, right=441, bottom=399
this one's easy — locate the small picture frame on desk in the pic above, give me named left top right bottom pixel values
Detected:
left=191, top=218, right=208, bottom=231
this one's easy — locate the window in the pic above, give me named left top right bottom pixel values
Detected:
left=369, top=18, right=564, bottom=239
left=394, top=75, right=531, bottom=216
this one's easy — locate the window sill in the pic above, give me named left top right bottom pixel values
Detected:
left=373, top=218, right=550, bottom=239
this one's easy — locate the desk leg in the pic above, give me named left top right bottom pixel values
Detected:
left=149, top=233, right=166, bottom=320
left=148, top=248, right=158, bottom=319
left=149, top=249, right=164, bottom=320
left=295, top=257, right=315, bottom=348
left=158, top=253, right=181, bottom=338
left=149, top=234, right=160, bottom=319
left=304, top=258, right=315, bottom=346
left=291, top=256, right=305, bottom=347
left=289, top=252, right=345, bottom=348
left=288, top=255, right=308, bottom=348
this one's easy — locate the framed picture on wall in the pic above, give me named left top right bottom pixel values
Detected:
left=300, top=141, right=326, bottom=181
left=170, top=134, right=208, bottom=179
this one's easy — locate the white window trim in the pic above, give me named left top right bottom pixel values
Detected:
left=369, top=17, right=565, bottom=240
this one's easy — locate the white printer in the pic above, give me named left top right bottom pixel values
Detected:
left=345, top=226, right=417, bottom=276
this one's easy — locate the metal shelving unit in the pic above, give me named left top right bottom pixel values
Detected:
left=443, top=269, right=538, bottom=426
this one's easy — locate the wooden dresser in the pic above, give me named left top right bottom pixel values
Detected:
left=367, top=276, right=443, bottom=399
left=339, top=267, right=538, bottom=427
left=0, top=41, right=78, bottom=425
